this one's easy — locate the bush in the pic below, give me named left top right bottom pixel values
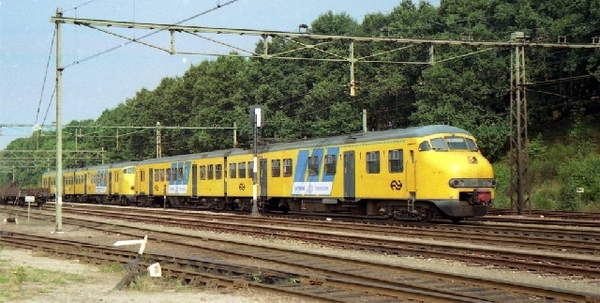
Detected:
left=557, top=154, right=600, bottom=211
left=531, top=182, right=560, bottom=210
left=492, top=163, right=510, bottom=209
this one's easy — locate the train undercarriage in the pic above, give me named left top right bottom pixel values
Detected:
left=56, top=191, right=490, bottom=223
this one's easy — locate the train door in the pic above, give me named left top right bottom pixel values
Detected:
left=259, top=159, right=267, bottom=199
left=343, top=151, right=355, bottom=200
left=149, top=168, right=154, bottom=196
left=84, top=174, right=88, bottom=196
left=108, top=171, right=113, bottom=195
left=191, top=164, right=198, bottom=197
left=406, top=150, right=416, bottom=201
left=223, top=157, right=228, bottom=198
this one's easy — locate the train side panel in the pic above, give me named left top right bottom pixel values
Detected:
left=261, top=149, right=299, bottom=199
left=350, top=139, right=414, bottom=200
left=195, top=157, right=226, bottom=198
left=110, top=164, right=136, bottom=204
left=225, top=151, right=255, bottom=210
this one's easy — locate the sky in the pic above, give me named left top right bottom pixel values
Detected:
left=0, top=0, right=438, bottom=150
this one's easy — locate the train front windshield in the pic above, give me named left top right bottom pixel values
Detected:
left=123, top=167, right=135, bottom=174
left=419, top=136, right=478, bottom=151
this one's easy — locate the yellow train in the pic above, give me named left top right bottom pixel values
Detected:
left=42, top=162, right=137, bottom=205
left=42, top=125, right=495, bottom=222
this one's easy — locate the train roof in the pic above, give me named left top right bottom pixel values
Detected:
left=260, top=124, right=472, bottom=152
left=42, top=161, right=139, bottom=175
left=42, top=125, right=473, bottom=170
left=136, top=149, right=237, bottom=164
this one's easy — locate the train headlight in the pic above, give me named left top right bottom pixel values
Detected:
left=451, top=179, right=464, bottom=187
left=449, top=178, right=496, bottom=188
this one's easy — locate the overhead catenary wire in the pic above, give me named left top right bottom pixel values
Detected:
left=62, top=0, right=242, bottom=69
left=34, top=29, right=57, bottom=126
left=63, top=0, right=102, bottom=13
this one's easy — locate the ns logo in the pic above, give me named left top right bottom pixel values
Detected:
left=389, top=180, right=403, bottom=190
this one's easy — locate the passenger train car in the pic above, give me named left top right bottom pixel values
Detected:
left=42, top=162, right=137, bottom=205
left=41, top=125, right=496, bottom=222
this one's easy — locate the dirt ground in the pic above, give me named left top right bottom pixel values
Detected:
left=1, top=208, right=600, bottom=302
left=0, top=216, right=313, bottom=303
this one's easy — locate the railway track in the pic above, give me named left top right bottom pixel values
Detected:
left=1, top=214, right=597, bottom=302
left=53, top=203, right=600, bottom=256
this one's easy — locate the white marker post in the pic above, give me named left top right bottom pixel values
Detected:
left=113, top=235, right=148, bottom=255
left=249, top=105, right=263, bottom=216
left=25, top=196, right=35, bottom=225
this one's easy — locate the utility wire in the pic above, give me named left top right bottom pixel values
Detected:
left=63, top=0, right=241, bottom=69
left=41, top=86, right=56, bottom=127
left=63, top=0, right=102, bottom=13
left=34, top=29, right=56, bottom=126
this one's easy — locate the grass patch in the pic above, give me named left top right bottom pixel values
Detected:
left=0, top=263, right=86, bottom=301
left=126, top=275, right=191, bottom=292
left=100, top=263, right=125, bottom=274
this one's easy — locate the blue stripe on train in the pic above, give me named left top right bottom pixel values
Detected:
left=183, top=161, right=191, bottom=185
left=307, top=148, right=324, bottom=182
left=294, top=150, right=309, bottom=182
left=321, top=147, right=340, bottom=182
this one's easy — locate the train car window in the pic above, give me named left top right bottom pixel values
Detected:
left=154, top=170, right=159, bottom=182
left=215, top=164, right=222, bottom=179
left=178, top=167, right=183, bottom=181
left=366, top=151, right=381, bottom=174
left=308, top=156, right=319, bottom=176
left=324, top=155, right=336, bottom=175
left=166, top=168, right=171, bottom=182
left=238, top=162, right=246, bottom=178
left=418, top=141, right=431, bottom=151
left=229, top=163, right=237, bottom=178
left=158, top=169, right=163, bottom=182
left=208, top=165, right=214, bottom=180
left=389, top=149, right=403, bottom=173
left=248, top=161, right=254, bottom=178
left=200, top=165, right=206, bottom=180
left=431, top=138, right=448, bottom=151
left=445, top=136, right=468, bottom=150
left=466, top=138, right=478, bottom=151
left=283, top=158, right=293, bottom=177
left=141, top=171, right=145, bottom=182
left=272, top=159, right=281, bottom=177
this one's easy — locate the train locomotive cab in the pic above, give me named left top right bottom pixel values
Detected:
left=111, top=164, right=136, bottom=205
left=415, top=132, right=495, bottom=222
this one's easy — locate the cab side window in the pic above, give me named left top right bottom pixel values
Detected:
left=215, top=164, right=222, bottom=179
left=324, top=155, right=336, bottom=175
left=419, top=141, right=431, bottom=151
left=389, top=149, right=403, bottom=173
left=308, top=156, right=319, bottom=176
left=366, top=151, right=380, bottom=174
left=229, top=163, right=237, bottom=178
left=272, top=159, right=281, bottom=177
left=208, top=165, right=214, bottom=180
left=283, top=158, right=293, bottom=177
left=248, top=161, right=254, bottom=178
left=200, top=165, right=206, bottom=180
left=238, top=162, right=246, bottom=178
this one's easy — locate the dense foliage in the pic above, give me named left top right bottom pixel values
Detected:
left=2, top=0, right=600, bottom=210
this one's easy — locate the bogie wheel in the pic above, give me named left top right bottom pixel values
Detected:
left=451, top=217, right=463, bottom=224
left=419, top=209, right=434, bottom=223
